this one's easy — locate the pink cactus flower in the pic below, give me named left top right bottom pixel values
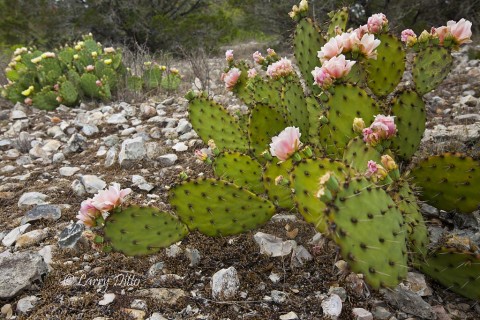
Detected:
left=104, top=47, right=116, bottom=54
left=371, top=114, right=396, bottom=138
left=367, top=13, right=388, bottom=33
left=448, top=19, right=472, bottom=45
left=269, top=126, right=302, bottom=161
left=85, top=65, right=95, bottom=72
left=362, top=127, right=380, bottom=146
left=225, top=49, right=234, bottom=62
left=359, top=34, right=381, bottom=59
left=365, top=160, right=388, bottom=181
left=431, top=26, right=449, bottom=44
left=95, top=80, right=102, bottom=87
left=247, top=68, right=258, bottom=78
left=91, top=183, right=132, bottom=212
left=354, top=25, right=369, bottom=40
left=266, top=57, right=294, bottom=78
left=321, top=54, right=356, bottom=79
left=401, top=29, right=417, bottom=46
left=337, top=32, right=359, bottom=52
left=267, top=48, right=277, bottom=56
left=24, top=97, right=33, bottom=106
left=366, top=160, right=378, bottom=177
left=253, top=51, right=265, bottom=64
left=318, top=37, right=344, bottom=63
left=222, top=67, right=241, bottom=91
left=56, top=96, right=63, bottom=103
left=53, top=84, right=60, bottom=91
left=76, top=198, right=101, bottom=227
left=311, top=66, right=333, bottom=88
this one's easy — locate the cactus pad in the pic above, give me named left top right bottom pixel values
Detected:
left=283, top=78, right=309, bottom=137
left=188, top=96, right=249, bottom=153
left=326, top=177, right=408, bottom=288
left=263, top=159, right=296, bottom=210
left=32, top=90, right=59, bottom=110
left=293, top=18, right=324, bottom=94
left=327, top=8, right=349, bottom=38
left=104, top=206, right=189, bottom=256
left=389, top=89, right=426, bottom=161
left=413, top=46, right=453, bottom=94
left=59, top=80, right=79, bottom=107
left=169, top=178, right=275, bottom=236
left=319, top=84, right=381, bottom=158
left=366, top=34, right=405, bottom=97
left=343, top=137, right=382, bottom=172
left=419, top=247, right=480, bottom=300
left=231, top=61, right=254, bottom=106
left=249, top=77, right=283, bottom=107
left=291, top=158, right=348, bottom=231
left=410, top=153, right=480, bottom=213
left=213, top=152, right=265, bottom=194
left=248, top=104, right=288, bottom=157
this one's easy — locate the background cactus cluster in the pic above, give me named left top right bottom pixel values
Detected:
left=1, top=34, right=182, bottom=110
left=80, top=1, right=479, bottom=301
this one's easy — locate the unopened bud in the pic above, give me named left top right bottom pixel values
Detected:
left=380, top=155, right=397, bottom=171
left=353, top=117, right=365, bottom=133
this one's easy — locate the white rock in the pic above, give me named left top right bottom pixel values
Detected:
left=59, top=166, right=80, bottom=177
left=104, top=147, right=117, bottom=168
left=405, top=272, right=433, bottom=296
left=2, top=224, right=31, bottom=247
left=10, top=110, right=27, bottom=120
left=98, top=293, right=116, bottom=306
left=172, top=142, right=188, bottom=152
left=18, top=192, right=48, bottom=208
left=119, top=137, right=146, bottom=167
left=29, top=145, right=47, bottom=159
left=15, top=228, right=49, bottom=248
left=81, top=124, right=99, bottom=136
left=166, top=244, right=183, bottom=257
left=254, top=232, right=297, bottom=257
left=211, top=266, right=240, bottom=300
left=321, top=294, right=343, bottom=319
left=52, top=152, right=65, bottom=163
left=279, top=311, right=299, bottom=320
left=176, top=119, right=192, bottom=135
left=38, top=245, right=55, bottom=271
left=147, top=313, right=168, bottom=320
left=158, top=154, right=178, bottom=167
left=71, top=179, right=87, bottom=196
left=16, top=296, right=39, bottom=314
left=106, top=113, right=128, bottom=124
left=80, top=175, right=106, bottom=194
left=42, top=140, right=62, bottom=153
left=352, top=308, right=373, bottom=320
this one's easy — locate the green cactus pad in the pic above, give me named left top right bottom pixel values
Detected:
left=389, top=89, right=426, bottom=161
left=293, top=18, right=324, bottom=94
left=143, top=66, right=163, bottom=89
left=306, top=96, right=325, bottom=148
left=104, top=206, right=188, bottom=256
left=249, top=77, right=283, bottom=107
left=388, top=182, right=429, bottom=259
left=213, top=152, right=265, bottom=194
left=169, top=178, right=275, bottom=236
left=58, top=47, right=75, bottom=65
left=283, top=78, right=309, bottom=137
left=291, top=158, right=348, bottom=232
left=188, top=96, right=249, bottom=153
left=410, top=153, right=480, bottom=213
left=366, top=34, right=405, bottom=97
left=80, top=73, right=102, bottom=98
left=231, top=61, right=254, bottom=106
left=319, top=84, right=381, bottom=158
left=263, top=159, right=296, bottom=210
left=127, top=76, right=144, bottom=92
left=32, top=90, right=59, bottom=110
left=343, top=137, right=382, bottom=172
left=413, top=46, right=453, bottom=94
left=326, top=177, right=408, bottom=289
left=248, top=104, right=288, bottom=158
left=59, top=80, right=79, bottom=107
left=327, top=8, right=349, bottom=38
left=38, top=58, right=63, bottom=86
left=419, top=247, right=480, bottom=300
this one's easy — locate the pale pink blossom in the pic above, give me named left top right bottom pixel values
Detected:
left=56, top=96, right=63, bottom=103
left=367, top=13, right=388, bottom=33
left=91, top=183, right=132, bottom=212
left=365, top=160, right=388, bottom=181
left=359, top=34, right=381, bottom=59
left=53, top=84, right=60, bottom=91
left=221, top=67, right=241, bottom=91
left=104, top=47, right=116, bottom=54
left=431, top=26, right=448, bottom=44
left=85, top=65, right=95, bottom=72
left=401, top=29, right=417, bottom=46
left=371, top=114, right=396, bottom=138
left=76, top=198, right=101, bottom=227
left=311, top=67, right=333, bottom=88
left=354, top=25, right=369, bottom=39
left=267, top=48, right=276, bottom=56
left=225, top=49, right=234, bottom=62
left=195, top=149, right=208, bottom=161
left=448, top=19, right=472, bottom=45
left=247, top=68, right=257, bottom=78
left=321, top=54, right=355, bottom=79
left=24, top=97, right=33, bottom=105
left=41, top=52, right=56, bottom=59
left=266, top=57, right=294, bottom=78
left=318, top=37, right=344, bottom=63
left=362, top=127, right=380, bottom=146
left=95, top=80, right=102, bottom=87
left=366, top=160, right=378, bottom=177
left=269, top=127, right=302, bottom=161
left=253, top=51, right=265, bottom=64
left=338, top=32, right=359, bottom=52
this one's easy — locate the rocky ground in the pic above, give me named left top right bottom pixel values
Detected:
left=0, top=44, right=480, bottom=320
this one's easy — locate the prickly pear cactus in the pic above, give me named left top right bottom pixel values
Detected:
left=283, top=78, right=310, bottom=136
left=410, top=153, right=480, bottom=213
left=327, top=7, right=348, bottom=38
left=248, top=104, right=288, bottom=157
left=104, top=206, right=189, bottom=256
left=325, top=177, right=408, bottom=289
left=169, top=178, right=275, bottom=236
left=263, top=159, right=296, bottom=210
left=188, top=95, right=249, bottom=153
left=343, top=137, right=382, bottom=172
left=291, top=158, right=348, bottom=231
left=389, top=89, right=426, bottom=161
left=413, top=46, right=453, bottom=94
left=213, top=152, right=265, bottom=194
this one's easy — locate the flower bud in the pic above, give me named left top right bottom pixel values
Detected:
left=352, top=118, right=365, bottom=133
left=380, top=154, right=397, bottom=171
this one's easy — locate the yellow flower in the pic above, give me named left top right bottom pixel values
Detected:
left=91, top=52, right=98, bottom=58
left=14, top=55, right=22, bottom=62
left=170, top=67, right=179, bottom=74
left=73, top=54, right=79, bottom=60
left=104, top=59, right=112, bottom=65
left=74, top=45, right=82, bottom=51
left=160, top=65, right=167, bottom=71
left=31, top=56, right=42, bottom=64
left=21, top=85, right=34, bottom=96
